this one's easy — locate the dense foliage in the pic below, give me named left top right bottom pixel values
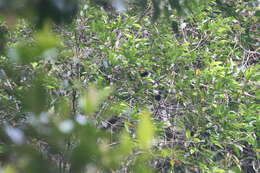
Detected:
left=0, top=0, right=259, bottom=172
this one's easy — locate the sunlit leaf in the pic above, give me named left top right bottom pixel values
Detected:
left=137, top=111, right=154, bottom=150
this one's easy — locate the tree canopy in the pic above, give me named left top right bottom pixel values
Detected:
left=0, top=0, right=259, bottom=172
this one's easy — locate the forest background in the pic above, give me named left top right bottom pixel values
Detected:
left=0, top=0, right=259, bottom=172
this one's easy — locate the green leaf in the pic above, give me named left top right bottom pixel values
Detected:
left=119, top=131, right=133, bottom=156
left=212, top=167, right=225, bottom=173
left=3, top=165, right=17, bottom=173
left=185, top=130, right=191, bottom=139
left=137, top=111, right=154, bottom=150
left=79, top=86, right=98, bottom=115
left=79, top=86, right=112, bottom=115
left=34, top=25, right=61, bottom=51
